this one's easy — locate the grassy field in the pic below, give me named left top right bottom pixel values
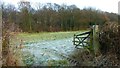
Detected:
left=16, top=30, right=86, bottom=44
left=9, top=30, right=89, bottom=66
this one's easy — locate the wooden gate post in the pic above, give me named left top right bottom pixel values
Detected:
left=93, top=25, right=100, bottom=56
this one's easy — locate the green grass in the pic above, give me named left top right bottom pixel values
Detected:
left=47, top=60, right=69, bottom=66
left=16, top=31, right=86, bottom=44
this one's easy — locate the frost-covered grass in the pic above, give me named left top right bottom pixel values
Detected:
left=11, top=30, right=88, bottom=66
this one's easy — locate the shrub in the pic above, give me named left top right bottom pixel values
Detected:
left=99, top=22, right=120, bottom=60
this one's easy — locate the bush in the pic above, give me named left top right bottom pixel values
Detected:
left=99, top=22, right=120, bottom=60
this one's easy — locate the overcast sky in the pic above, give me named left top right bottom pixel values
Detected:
left=2, top=0, right=120, bottom=13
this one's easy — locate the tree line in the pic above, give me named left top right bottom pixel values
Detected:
left=1, top=1, right=118, bottom=32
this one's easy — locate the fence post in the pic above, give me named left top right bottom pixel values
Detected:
left=93, top=25, right=100, bottom=56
